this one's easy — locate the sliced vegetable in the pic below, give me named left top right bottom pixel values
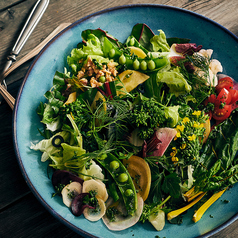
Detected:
left=64, top=92, right=77, bottom=105
left=61, top=181, right=82, bottom=207
left=71, top=193, right=94, bottom=216
left=102, top=195, right=144, bottom=231
left=215, top=76, right=233, bottom=93
left=128, top=46, right=147, bottom=58
left=123, top=155, right=151, bottom=201
left=82, top=179, right=108, bottom=202
left=149, top=210, right=165, bottom=231
left=212, top=104, right=232, bottom=121
left=83, top=197, right=106, bottom=221
left=117, top=70, right=149, bottom=95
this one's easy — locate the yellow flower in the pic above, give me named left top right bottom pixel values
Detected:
left=172, top=147, right=177, bottom=152
left=199, top=123, right=204, bottom=128
left=180, top=143, right=187, bottom=149
left=193, top=122, right=199, bottom=128
left=172, top=156, right=179, bottom=162
left=192, top=110, right=201, bottom=116
left=188, top=134, right=196, bottom=141
left=176, top=131, right=181, bottom=138
left=176, top=124, right=185, bottom=132
left=170, top=151, right=176, bottom=157
left=182, top=117, right=190, bottom=124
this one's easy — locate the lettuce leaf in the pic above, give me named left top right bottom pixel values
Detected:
left=150, top=30, right=170, bottom=52
left=156, top=67, right=192, bottom=97
left=67, top=34, right=104, bottom=74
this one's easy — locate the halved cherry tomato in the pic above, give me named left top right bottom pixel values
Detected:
left=214, top=88, right=231, bottom=106
left=215, top=77, right=233, bottom=93
left=229, top=89, right=238, bottom=104
left=204, top=94, right=216, bottom=105
left=212, top=104, right=232, bottom=121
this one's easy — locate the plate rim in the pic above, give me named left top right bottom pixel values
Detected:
left=13, top=4, right=238, bottom=238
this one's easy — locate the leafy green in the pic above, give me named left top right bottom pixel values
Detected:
left=156, top=67, right=192, bottom=97
left=150, top=30, right=170, bottom=52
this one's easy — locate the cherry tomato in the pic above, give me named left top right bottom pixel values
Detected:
left=229, top=89, right=238, bottom=104
left=212, top=104, right=232, bottom=121
left=215, top=76, right=233, bottom=93
left=214, top=88, right=231, bottom=106
left=204, top=94, right=216, bottom=105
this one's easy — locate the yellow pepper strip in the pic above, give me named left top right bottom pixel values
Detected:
left=187, top=191, right=204, bottom=202
left=192, top=189, right=226, bottom=223
left=183, top=187, right=195, bottom=199
left=167, top=192, right=206, bottom=221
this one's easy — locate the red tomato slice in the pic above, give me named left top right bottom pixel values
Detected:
left=229, top=89, right=238, bottom=104
left=216, top=77, right=233, bottom=93
left=212, top=104, right=232, bottom=121
left=204, top=94, right=216, bottom=105
left=214, top=88, right=231, bottom=106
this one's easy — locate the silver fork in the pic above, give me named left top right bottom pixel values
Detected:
left=0, top=0, right=50, bottom=102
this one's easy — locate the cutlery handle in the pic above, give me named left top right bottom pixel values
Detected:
left=0, top=85, right=15, bottom=110
left=8, top=0, right=50, bottom=62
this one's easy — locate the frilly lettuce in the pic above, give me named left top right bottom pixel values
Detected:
left=150, top=30, right=170, bottom=52
left=156, top=67, right=192, bottom=97
left=67, top=34, right=107, bottom=74
left=164, top=105, right=180, bottom=128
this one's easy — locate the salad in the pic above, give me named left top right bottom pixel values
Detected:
left=31, top=23, right=238, bottom=232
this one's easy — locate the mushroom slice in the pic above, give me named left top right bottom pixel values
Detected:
left=102, top=194, right=144, bottom=231
left=83, top=197, right=106, bottom=221
left=82, top=179, right=108, bottom=202
left=61, top=181, right=82, bottom=207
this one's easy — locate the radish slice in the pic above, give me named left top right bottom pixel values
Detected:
left=61, top=182, right=82, bottom=207
left=82, top=179, right=108, bottom=202
left=83, top=198, right=106, bottom=221
left=102, top=195, right=144, bottom=231
left=149, top=210, right=165, bottom=231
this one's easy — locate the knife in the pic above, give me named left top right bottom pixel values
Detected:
left=0, top=0, right=50, bottom=84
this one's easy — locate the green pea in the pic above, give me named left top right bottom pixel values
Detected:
left=110, top=160, right=120, bottom=171
left=119, top=54, right=126, bottom=65
left=124, top=189, right=134, bottom=197
left=129, top=38, right=135, bottom=46
left=148, top=60, right=156, bottom=70
left=98, top=154, right=107, bottom=160
left=133, top=59, right=140, bottom=70
left=117, top=173, right=128, bottom=183
left=99, top=76, right=106, bottom=83
left=109, top=48, right=115, bottom=58
left=140, top=60, right=147, bottom=71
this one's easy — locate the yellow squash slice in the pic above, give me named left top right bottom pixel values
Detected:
left=123, top=155, right=151, bottom=201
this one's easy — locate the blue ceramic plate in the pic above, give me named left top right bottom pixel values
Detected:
left=13, top=4, right=238, bottom=238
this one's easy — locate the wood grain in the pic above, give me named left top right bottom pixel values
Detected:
left=0, top=0, right=237, bottom=237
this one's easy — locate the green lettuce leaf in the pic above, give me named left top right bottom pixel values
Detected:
left=156, top=67, right=192, bottom=97
left=164, top=105, right=180, bottom=127
left=150, top=30, right=170, bottom=52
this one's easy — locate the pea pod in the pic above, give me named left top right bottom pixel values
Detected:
left=125, top=36, right=149, bottom=54
left=96, top=153, right=138, bottom=215
left=103, top=37, right=121, bottom=59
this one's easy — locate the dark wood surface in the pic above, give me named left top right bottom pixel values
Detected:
left=0, top=0, right=238, bottom=237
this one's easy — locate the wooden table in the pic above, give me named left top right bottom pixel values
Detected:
left=0, top=0, right=238, bottom=237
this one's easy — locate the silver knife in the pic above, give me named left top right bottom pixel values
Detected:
left=0, top=0, right=50, bottom=84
